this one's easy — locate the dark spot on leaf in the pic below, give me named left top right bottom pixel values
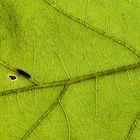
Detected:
left=9, top=75, right=17, bottom=80
left=16, top=69, right=31, bottom=78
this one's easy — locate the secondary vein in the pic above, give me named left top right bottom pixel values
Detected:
left=43, top=0, right=140, bottom=59
left=125, top=112, right=140, bottom=140
left=21, top=85, right=68, bottom=140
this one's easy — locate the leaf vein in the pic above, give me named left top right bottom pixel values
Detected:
left=0, top=62, right=140, bottom=96
left=43, top=0, right=140, bottom=59
left=21, top=85, right=68, bottom=140
left=125, top=112, right=140, bottom=140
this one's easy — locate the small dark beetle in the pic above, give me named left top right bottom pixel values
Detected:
left=16, top=69, right=31, bottom=78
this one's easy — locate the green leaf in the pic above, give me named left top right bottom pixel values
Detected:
left=0, top=0, right=140, bottom=139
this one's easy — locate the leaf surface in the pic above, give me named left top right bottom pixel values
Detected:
left=0, top=0, right=140, bottom=140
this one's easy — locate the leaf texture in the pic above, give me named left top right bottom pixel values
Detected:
left=0, top=0, right=140, bottom=140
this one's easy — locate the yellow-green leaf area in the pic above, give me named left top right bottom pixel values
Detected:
left=0, top=0, right=140, bottom=140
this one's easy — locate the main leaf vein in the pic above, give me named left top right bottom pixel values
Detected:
left=0, top=62, right=140, bottom=96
